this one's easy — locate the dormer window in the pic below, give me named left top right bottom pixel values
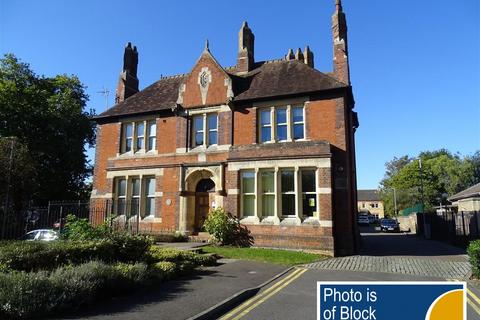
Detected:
left=121, top=120, right=157, bottom=154
left=192, top=113, right=218, bottom=148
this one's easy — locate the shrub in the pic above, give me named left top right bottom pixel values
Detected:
left=0, top=261, right=155, bottom=319
left=203, top=207, right=253, bottom=247
left=203, top=207, right=236, bottom=245
left=152, top=261, right=177, bottom=280
left=146, top=247, right=195, bottom=263
left=146, top=247, right=217, bottom=269
left=468, top=240, right=480, bottom=278
left=63, top=214, right=111, bottom=241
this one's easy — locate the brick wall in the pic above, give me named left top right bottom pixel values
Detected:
left=92, top=123, right=120, bottom=195
left=246, top=225, right=334, bottom=253
left=233, top=106, right=256, bottom=145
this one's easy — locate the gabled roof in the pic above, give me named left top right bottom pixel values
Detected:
left=232, top=60, right=346, bottom=102
left=357, top=189, right=381, bottom=201
left=96, top=75, right=186, bottom=119
left=448, top=183, right=480, bottom=201
left=96, top=59, right=348, bottom=121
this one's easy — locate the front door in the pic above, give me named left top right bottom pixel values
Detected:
left=195, top=192, right=210, bottom=232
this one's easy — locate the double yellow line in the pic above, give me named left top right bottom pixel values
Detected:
left=450, top=279, right=480, bottom=315
left=467, top=287, right=480, bottom=315
left=220, top=267, right=308, bottom=320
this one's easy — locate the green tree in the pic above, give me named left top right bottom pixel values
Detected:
left=0, top=137, right=36, bottom=212
left=380, top=149, right=480, bottom=215
left=0, top=54, right=95, bottom=204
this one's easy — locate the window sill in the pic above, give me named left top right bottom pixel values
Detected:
left=188, top=144, right=230, bottom=153
left=116, top=150, right=158, bottom=158
left=260, top=216, right=280, bottom=225
left=239, top=216, right=260, bottom=225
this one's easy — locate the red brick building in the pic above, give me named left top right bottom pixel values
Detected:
left=92, top=0, right=359, bottom=256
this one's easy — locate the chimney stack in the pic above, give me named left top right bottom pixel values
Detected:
left=115, top=42, right=139, bottom=104
left=295, top=48, right=304, bottom=62
left=285, top=49, right=295, bottom=61
left=304, top=46, right=314, bottom=68
left=237, top=21, right=255, bottom=74
left=332, top=0, right=350, bottom=84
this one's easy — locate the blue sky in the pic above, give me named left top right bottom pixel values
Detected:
left=1, top=0, right=479, bottom=189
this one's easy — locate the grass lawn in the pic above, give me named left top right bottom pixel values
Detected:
left=202, top=246, right=327, bottom=266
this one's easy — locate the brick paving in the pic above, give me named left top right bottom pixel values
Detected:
left=304, top=255, right=471, bottom=279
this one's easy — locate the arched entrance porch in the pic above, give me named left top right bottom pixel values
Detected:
left=180, top=168, right=223, bottom=234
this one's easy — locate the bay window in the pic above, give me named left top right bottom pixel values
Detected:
left=239, top=167, right=318, bottom=220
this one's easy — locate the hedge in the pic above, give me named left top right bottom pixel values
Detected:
left=0, top=260, right=173, bottom=319
left=0, top=234, right=152, bottom=272
left=468, top=240, right=480, bottom=278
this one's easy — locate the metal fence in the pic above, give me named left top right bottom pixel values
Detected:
left=418, top=211, right=480, bottom=247
left=0, top=199, right=173, bottom=240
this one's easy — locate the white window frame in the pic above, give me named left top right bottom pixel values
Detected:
left=275, top=107, right=288, bottom=142
left=191, top=113, right=218, bottom=148
left=260, top=169, right=276, bottom=217
left=280, top=169, right=296, bottom=217
left=207, top=113, right=218, bottom=146
left=115, top=178, right=127, bottom=216
left=120, top=119, right=157, bottom=154
left=300, top=168, right=317, bottom=218
left=240, top=170, right=256, bottom=217
left=147, top=121, right=156, bottom=151
left=114, top=176, right=156, bottom=218
left=259, top=108, right=273, bottom=143
left=258, top=104, right=306, bottom=143
left=292, top=105, right=305, bottom=140
left=144, top=176, right=156, bottom=217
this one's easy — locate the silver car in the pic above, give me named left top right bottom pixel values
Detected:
left=22, top=229, right=59, bottom=241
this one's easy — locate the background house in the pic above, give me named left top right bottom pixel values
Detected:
left=449, top=183, right=480, bottom=214
left=357, top=189, right=384, bottom=218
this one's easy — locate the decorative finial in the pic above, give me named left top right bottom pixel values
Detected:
left=335, top=0, right=342, bottom=11
left=242, top=21, right=248, bottom=28
left=204, top=39, right=209, bottom=51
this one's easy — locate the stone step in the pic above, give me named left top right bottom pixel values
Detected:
left=188, top=232, right=211, bottom=243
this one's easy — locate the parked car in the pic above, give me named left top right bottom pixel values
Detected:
left=357, top=215, right=370, bottom=225
left=380, top=219, right=400, bottom=232
left=22, top=229, right=59, bottom=241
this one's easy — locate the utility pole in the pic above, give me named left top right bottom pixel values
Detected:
left=419, top=157, right=429, bottom=239
left=392, top=187, right=398, bottom=217
left=2, top=137, right=15, bottom=239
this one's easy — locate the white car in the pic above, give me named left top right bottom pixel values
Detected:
left=22, top=229, right=59, bottom=241
left=357, top=215, right=370, bottom=225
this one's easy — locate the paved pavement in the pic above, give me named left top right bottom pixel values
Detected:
left=304, top=226, right=470, bottom=279
left=56, top=259, right=287, bottom=320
